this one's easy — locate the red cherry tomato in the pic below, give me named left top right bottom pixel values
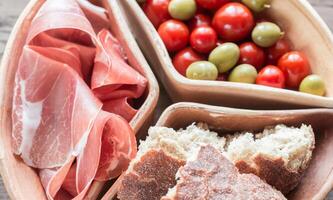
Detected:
left=190, top=26, right=217, bottom=53
left=172, top=48, right=204, bottom=76
left=143, top=0, right=170, bottom=28
left=256, top=65, right=285, bottom=88
left=158, top=20, right=189, bottom=52
left=267, top=39, right=291, bottom=64
left=188, top=14, right=211, bottom=31
left=239, top=42, right=265, bottom=70
left=196, top=0, right=231, bottom=10
left=212, top=3, right=254, bottom=41
left=277, top=51, right=311, bottom=88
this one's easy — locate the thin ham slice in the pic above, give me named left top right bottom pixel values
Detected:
left=77, top=0, right=111, bottom=33
left=92, top=29, right=147, bottom=101
left=40, top=158, right=75, bottom=199
left=12, top=46, right=102, bottom=168
left=95, top=112, right=137, bottom=180
left=28, top=45, right=83, bottom=78
left=12, top=0, right=143, bottom=199
left=102, top=98, right=138, bottom=122
left=26, top=0, right=96, bottom=44
left=31, top=33, right=95, bottom=80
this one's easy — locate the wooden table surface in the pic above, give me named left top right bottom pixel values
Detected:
left=0, top=0, right=333, bottom=199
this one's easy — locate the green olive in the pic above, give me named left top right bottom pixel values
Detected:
left=242, top=0, right=270, bottom=12
left=228, top=64, right=258, bottom=84
left=168, top=0, right=196, bottom=21
left=208, top=43, right=240, bottom=73
left=299, top=75, right=326, bottom=96
left=186, top=61, right=218, bottom=80
left=252, top=22, right=283, bottom=47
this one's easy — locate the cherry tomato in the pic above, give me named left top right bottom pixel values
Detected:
left=172, top=47, right=204, bottom=76
left=267, top=39, right=291, bottom=64
left=188, top=14, right=211, bottom=31
left=256, top=65, right=285, bottom=88
left=143, top=0, right=170, bottom=28
left=158, top=19, right=189, bottom=52
left=212, top=2, right=254, bottom=41
left=196, top=0, right=231, bottom=10
left=278, top=51, right=311, bottom=88
left=239, top=42, right=265, bottom=70
left=190, top=26, right=217, bottom=53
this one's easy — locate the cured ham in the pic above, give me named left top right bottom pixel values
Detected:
left=11, top=0, right=146, bottom=199
left=102, top=98, right=137, bottom=122
left=92, top=29, right=147, bottom=101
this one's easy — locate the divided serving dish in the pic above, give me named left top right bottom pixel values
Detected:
left=0, top=0, right=159, bottom=199
left=118, top=0, right=333, bottom=109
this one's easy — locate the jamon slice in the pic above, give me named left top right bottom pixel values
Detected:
left=40, top=111, right=136, bottom=200
left=77, top=0, right=111, bottom=33
left=27, top=0, right=97, bottom=81
left=28, top=45, right=83, bottom=77
left=95, top=112, right=137, bottom=180
left=92, top=29, right=147, bottom=101
left=26, top=0, right=96, bottom=44
left=31, top=33, right=95, bottom=79
left=39, top=157, right=75, bottom=200
left=161, top=145, right=286, bottom=200
left=12, top=46, right=102, bottom=168
left=61, top=163, right=78, bottom=197
left=40, top=110, right=137, bottom=199
left=102, top=98, right=137, bottom=122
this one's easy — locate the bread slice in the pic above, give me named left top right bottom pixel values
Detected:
left=225, top=124, right=315, bottom=194
left=161, top=145, right=286, bottom=200
left=118, top=125, right=226, bottom=200
left=117, top=150, right=185, bottom=200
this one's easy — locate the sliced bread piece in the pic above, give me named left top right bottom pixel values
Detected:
left=161, top=145, right=286, bottom=200
left=118, top=125, right=226, bottom=200
left=226, top=124, right=315, bottom=194
left=117, top=150, right=185, bottom=200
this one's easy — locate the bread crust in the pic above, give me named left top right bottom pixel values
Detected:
left=232, top=124, right=315, bottom=194
left=235, top=152, right=312, bottom=194
left=162, top=145, right=286, bottom=200
left=117, top=150, right=185, bottom=200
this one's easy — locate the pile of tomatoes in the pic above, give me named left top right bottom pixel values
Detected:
left=140, top=0, right=326, bottom=96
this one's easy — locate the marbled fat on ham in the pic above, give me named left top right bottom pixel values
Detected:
left=11, top=0, right=145, bottom=199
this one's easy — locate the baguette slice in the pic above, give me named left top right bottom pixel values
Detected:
left=162, top=145, right=286, bottom=200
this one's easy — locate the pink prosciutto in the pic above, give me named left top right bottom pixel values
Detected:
left=92, top=29, right=147, bottom=101
left=11, top=0, right=144, bottom=199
